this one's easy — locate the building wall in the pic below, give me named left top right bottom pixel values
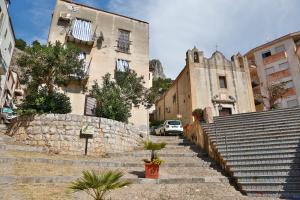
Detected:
left=250, top=37, right=300, bottom=109
left=48, top=0, right=150, bottom=130
left=155, top=48, right=255, bottom=125
left=0, top=0, right=15, bottom=108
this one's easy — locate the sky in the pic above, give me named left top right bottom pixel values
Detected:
left=9, top=0, right=300, bottom=79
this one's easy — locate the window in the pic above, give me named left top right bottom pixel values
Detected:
left=173, top=94, right=176, bottom=104
left=117, top=29, right=130, bottom=53
left=116, top=59, right=129, bottom=72
left=287, top=99, right=298, bottom=108
left=194, top=52, right=199, bottom=63
left=265, top=66, right=275, bottom=75
left=279, top=62, right=289, bottom=71
left=285, top=80, right=294, bottom=89
left=8, top=42, right=12, bottom=53
left=275, top=44, right=285, bottom=53
left=262, top=50, right=271, bottom=59
left=219, top=76, right=227, bottom=89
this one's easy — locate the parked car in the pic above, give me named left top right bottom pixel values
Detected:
left=0, top=107, right=18, bottom=123
left=154, top=125, right=164, bottom=135
left=159, top=120, right=183, bottom=135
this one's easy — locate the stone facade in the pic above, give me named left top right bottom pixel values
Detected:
left=48, top=0, right=150, bottom=131
left=6, top=114, right=145, bottom=156
left=155, top=47, right=256, bottom=125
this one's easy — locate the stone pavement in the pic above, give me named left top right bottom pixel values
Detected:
left=0, top=134, right=279, bottom=200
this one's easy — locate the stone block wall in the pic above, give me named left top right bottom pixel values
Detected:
left=6, top=114, right=145, bottom=156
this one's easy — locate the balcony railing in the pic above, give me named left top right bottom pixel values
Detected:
left=263, top=51, right=286, bottom=65
left=267, top=69, right=290, bottom=83
left=116, top=40, right=130, bottom=53
left=0, top=55, right=8, bottom=75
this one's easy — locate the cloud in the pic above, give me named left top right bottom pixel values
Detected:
left=108, top=0, right=300, bottom=79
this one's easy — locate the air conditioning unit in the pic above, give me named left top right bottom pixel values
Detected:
left=59, top=12, right=72, bottom=22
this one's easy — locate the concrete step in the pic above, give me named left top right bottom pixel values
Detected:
left=212, top=134, right=300, bottom=146
left=246, top=191, right=300, bottom=199
left=107, top=151, right=203, bottom=158
left=213, top=107, right=300, bottom=122
left=209, top=130, right=300, bottom=144
left=230, top=164, right=300, bottom=171
left=233, top=168, right=300, bottom=176
left=237, top=175, right=300, bottom=183
left=203, top=116, right=300, bottom=131
left=0, top=156, right=216, bottom=168
left=215, top=139, right=300, bottom=149
left=219, top=147, right=300, bottom=157
left=225, top=153, right=300, bottom=162
left=227, top=157, right=300, bottom=166
left=0, top=175, right=229, bottom=185
left=217, top=143, right=300, bottom=153
left=204, top=121, right=300, bottom=137
left=241, top=182, right=300, bottom=192
left=0, top=143, right=48, bottom=153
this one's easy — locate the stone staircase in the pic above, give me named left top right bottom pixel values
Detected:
left=0, top=133, right=269, bottom=200
left=201, top=107, right=300, bottom=199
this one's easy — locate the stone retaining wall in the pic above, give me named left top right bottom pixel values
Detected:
left=6, top=114, right=146, bottom=156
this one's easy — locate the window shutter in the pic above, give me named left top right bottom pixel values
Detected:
left=85, top=96, right=97, bottom=116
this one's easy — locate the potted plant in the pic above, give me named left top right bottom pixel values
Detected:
left=143, top=141, right=166, bottom=179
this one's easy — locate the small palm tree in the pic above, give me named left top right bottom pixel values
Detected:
left=70, top=170, right=131, bottom=200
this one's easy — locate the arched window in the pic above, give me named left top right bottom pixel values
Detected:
left=194, top=52, right=199, bottom=63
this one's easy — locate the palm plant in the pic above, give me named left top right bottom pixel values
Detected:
left=143, top=141, right=166, bottom=164
left=70, top=170, right=131, bottom=200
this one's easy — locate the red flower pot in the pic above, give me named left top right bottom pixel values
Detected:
left=145, top=163, right=159, bottom=179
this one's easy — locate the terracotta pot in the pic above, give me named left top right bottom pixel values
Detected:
left=145, top=163, right=159, bottom=179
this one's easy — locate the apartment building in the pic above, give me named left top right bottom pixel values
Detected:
left=246, top=32, right=300, bottom=109
left=0, top=0, right=16, bottom=109
left=48, top=0, right=150, bottom=130
left=155, top=47, right=255, bottom=125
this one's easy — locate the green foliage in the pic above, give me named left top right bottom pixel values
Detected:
left=143, top=141, right=166, bottom=165
left=15, top=38, right=27, bottom=50
left=20, top=89, right=71, bottom=114
left=192, top=108, right=203, bottom=120
left=17, top=41, right=85, bottom=114
left=70, top=170, right=131, bottom=200
left=145, top=78, right=173, bottom=107
left=115, top=69, right=146, bottom=107
left=144, top=141, right=166, bottom=151
left=90, top=74, right=131, bottom=123
left=150, top=120, right=164, bottom=127
left=90, top=69, right=151, bottom=123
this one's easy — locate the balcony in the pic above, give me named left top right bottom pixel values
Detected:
left=0, top=55, right=8, bottom=75
left=267, top=69, right=290, bottom=83
left=67, top=19, right=96, bottom=46
left=263, top=51, right=286, bottom=65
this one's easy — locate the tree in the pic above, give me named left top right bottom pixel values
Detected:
left=15, top=38, right=27, bottom=50
left=90, top=75, right=131, bottom=122
left=264, top=82, right=288, bottom=109
left=144, top=78, right=173, bottom=107
left=70, top=170, right=131, bottom=200
left=17, top=41, right=85, bottom=114
left=90, top=69, right=149, bottom=123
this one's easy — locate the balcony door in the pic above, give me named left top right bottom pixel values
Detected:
left=219, top=108, right=232, bottom=117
